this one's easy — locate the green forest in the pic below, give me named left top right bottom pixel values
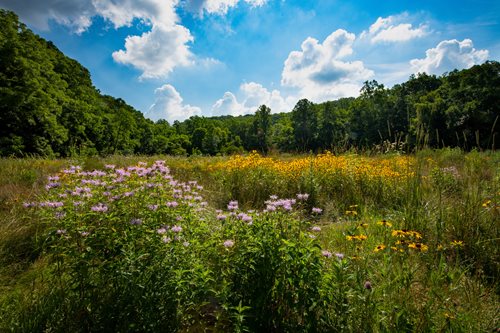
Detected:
left=1, top=9, right=499, bottom=157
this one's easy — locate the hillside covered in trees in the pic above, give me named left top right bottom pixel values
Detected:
left=1, top=9, right=499, bottom=157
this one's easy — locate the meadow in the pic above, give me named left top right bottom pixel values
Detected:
left=0, top=149, right=498, bottom=332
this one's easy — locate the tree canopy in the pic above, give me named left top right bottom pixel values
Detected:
left=1, top=9, right=499, bottom=157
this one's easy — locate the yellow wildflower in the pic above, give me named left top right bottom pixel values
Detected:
left=377, top=220, right=392, bottom=227
left=408, top=242, right=428, bottom=252
left=374, top=244, right=386, bottom=252
left=392, top=230, right=406, bottom=238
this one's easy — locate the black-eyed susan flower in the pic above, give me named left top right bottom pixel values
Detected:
left=450, top=240, right=464, bottom=247
left=377, top=219, right=392, bottom=227
left=444, top=312, right=455, bottom=319
left=408, top=242, right=428, bottom=252
left=374, top=244, right=386, bottom=252
left=392, top=229, right=406, bottom=237
left=482, top=200, right=491, bottom=208
left=346, top=234, right=367, bottom=241
left=409, top=231, right=422, bottom=239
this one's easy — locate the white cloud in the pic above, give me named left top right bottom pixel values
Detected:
left=211, top=91, right=244, bottom=116
left=147, top=84, right=201, bottom=123
left=361, top=14, right=428, bottom=44
left=99, top=0, right=196, bottom=79
left=183, top=0, right=267, bottom=15
left=0, top=0, right=200, bottom=78
left=410, top=39, right=489, bottom=75
left=211, top=82, right=291, bottom=116
left=281, top=29, right=373, bottom=102
left=0, top=0, right=96, bottom=33
left=112, top=23, right=194, bottom=79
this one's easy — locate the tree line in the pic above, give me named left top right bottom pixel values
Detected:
left=1, top=9, right=499, bottom=157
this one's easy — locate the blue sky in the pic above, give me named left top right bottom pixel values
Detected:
left=1, top=0, right=499, bottom=123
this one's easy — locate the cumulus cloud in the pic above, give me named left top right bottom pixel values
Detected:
left=211, top=92, right=243, bottom=116
left=211, top=82, right=291, bottom=116
left=0, top=0, right=200, bottom=78
left=410, top=39, right=489, bottom=75
left=281, top=29, right=373, bottom=102
left=112, top=24, right=194, bottom=79
left=360, top=14, right=428, bottom=44
left=183, top=0, right=267, bottom=15
left=147, top=84, right=201, bottom=123
left=98, top=0, right=195, bottom=79
left=0, top=0, right=96, bottom=33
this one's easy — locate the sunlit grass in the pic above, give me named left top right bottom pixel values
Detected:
left=0, top=149, right=498, bottom=332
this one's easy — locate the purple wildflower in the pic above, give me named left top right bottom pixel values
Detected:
left=217, top=214, right=227, bottom=220
left=162, top=236, right=172, bottom=243
left=266, top=205, right=277, bottom=212
left=321, top=250, right=332, bottom=258
left=45, top=201, right=64, bottom=208
left=223, top=240, right=234, bottom=248
left=166, top=201, right=179, bottom=208
left=147, top=204, right=159, bottom=211
left=227, top=200, right=239, bottom=211
left=130, top=218, right=142, bottom=225
left=91, top=203, right=108, bottom=212
left=335, top=253, right=345, bottom=260
left=297, top=193, right=309, bottom=200
left=55, top=212, right=66, bottom=219
left=171, top=225, right=182, bottom=233
left=311, top=226, right=321, bottom=232
left=312, top=207, right=323, bottom=214
left=241, top=214, right=252, bottom=223
left=45, top=182, right=61, bottom=190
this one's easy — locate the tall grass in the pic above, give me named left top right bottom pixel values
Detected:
left=0, top=150, right=498, bottom=332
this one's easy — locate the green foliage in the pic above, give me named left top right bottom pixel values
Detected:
left=0, top=152, right=499, bottom=332
left=1, top=9, right=499, bottom=157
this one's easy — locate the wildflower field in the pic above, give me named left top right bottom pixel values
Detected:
left=0, top=149, right=499, bottom=332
